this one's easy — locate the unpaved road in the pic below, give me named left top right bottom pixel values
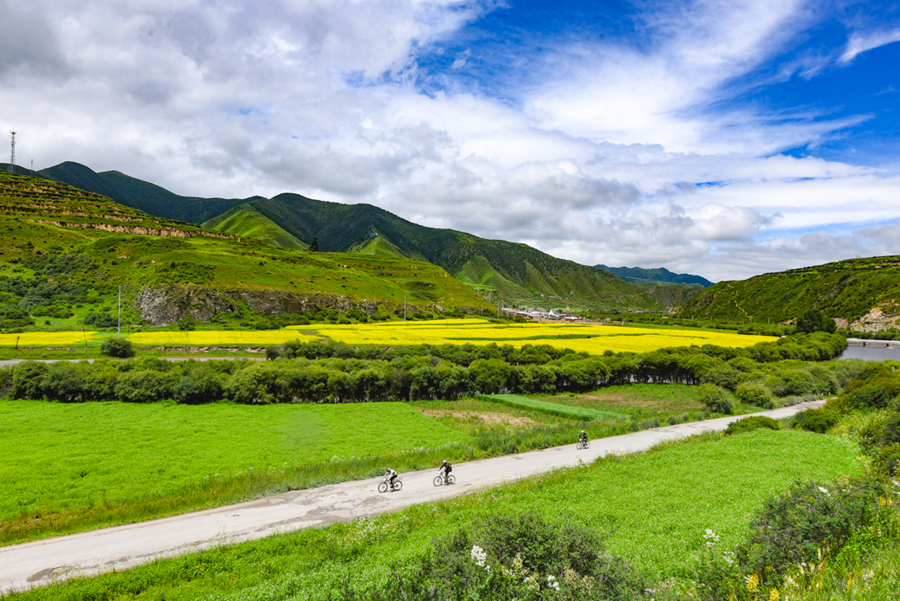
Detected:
left=0, top=401, right=824, bottom=595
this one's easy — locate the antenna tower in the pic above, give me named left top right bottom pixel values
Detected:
left=8, top=131, right=16, bottom=174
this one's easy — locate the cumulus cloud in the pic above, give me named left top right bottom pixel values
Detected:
left=2, top=0, right=900, bottom=284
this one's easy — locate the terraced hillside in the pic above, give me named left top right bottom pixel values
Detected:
left=676, top=255, right=900, bottom=330
left=0, top=172, right=491, bottom=331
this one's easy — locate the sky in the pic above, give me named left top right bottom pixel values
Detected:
left=2, top=0, right=900, bottom=282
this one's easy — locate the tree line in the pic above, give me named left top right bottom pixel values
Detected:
left=0, top=332, right=849, bottom=405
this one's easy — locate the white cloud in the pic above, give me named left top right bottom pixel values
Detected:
left=2, top=0, right=900, bottom=285
left=840, top=28, right=900, bottom=64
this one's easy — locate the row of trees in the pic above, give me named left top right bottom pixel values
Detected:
left=1, top=333, right=850, bottom=405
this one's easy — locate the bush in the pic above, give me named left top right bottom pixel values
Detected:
left=697, top=383, right=735, bottom=414
left=724, top=416, right=780, bottom=436
left=734, top=381, right=775, bottom=409
left=83, top=312, right=117, bottom=328
left=791, top=406, right=839, bottom=433
left=739, top=476, right=892, bottom=579
left=114, top=370, right=173, bottom=402
left=873, top=443, right=900, bottom=477
left=100, top=337, right=135, bottom=358
left=350, top=513, right=648, bottom=600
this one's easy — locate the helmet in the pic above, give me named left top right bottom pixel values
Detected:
left=442, top=459, right=448, bottom=464
left=581, top=430, right=585, bottom=434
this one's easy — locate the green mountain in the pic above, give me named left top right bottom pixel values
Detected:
left=675, top=256, right=900, bottom=330
left=39, top=162, right=257, bottom=224
left=40, top=162, right=677, bottom=311
left=246, top=193, right=669, bottom=310
left=204, top=205, right=307, bottom=250
left=0, top=171, right=491, bottom=330
left=595, top=265, right=713, bottom=287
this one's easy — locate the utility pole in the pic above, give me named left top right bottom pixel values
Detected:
left=8, top=131, right=16, bottom=174
left=403, top=295, right=407, bottom=322
left=117, top=286, right=122, bottom=338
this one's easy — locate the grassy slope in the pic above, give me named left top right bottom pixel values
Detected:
left=0, top=172, right=492, bottom=329
left=3, top=429, right=862, bottom=601
left=203, top=205, right=307, bottom=250
left=677, top=255, right=900, bottom=324
left=39, top=162, right=255, bottom=224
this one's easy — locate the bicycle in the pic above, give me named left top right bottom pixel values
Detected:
left=576, top=439, right=590, bottom=450
left=378, top=475, right=403, bottom=493
left=433, top=473, right=456, bottom=486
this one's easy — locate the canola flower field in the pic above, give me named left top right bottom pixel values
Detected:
left=1, top=319, right=775, bottom=353
left=297, top=319, right=775, bottom=354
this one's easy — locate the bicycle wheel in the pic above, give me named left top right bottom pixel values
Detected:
left=434, top=475, right=444, bottom=487
left=447, top=474, right=456, bottom=485
left=584, top=440, right=590, bottom=449
left=576, top=442, right=583, bottom=450
left=378, top=482, right=388, bottom=493
left=393, top=480, right=403, bottom=491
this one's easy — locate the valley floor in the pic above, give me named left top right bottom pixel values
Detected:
left=0, top=401, right=824, bottom=596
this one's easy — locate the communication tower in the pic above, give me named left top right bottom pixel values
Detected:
left=8, top=131, right=16, bottom=174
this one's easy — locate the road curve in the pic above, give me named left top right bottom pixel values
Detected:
left=0, top=400, right=824, bottom=595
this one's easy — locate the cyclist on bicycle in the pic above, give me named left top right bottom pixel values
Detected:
left=385, top=468, right=398, bottom=489
left=439, top=459, right=452, bottom=483
left=579, top=430, right=588, bottom=445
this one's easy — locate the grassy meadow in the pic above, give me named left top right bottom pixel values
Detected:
left=0, top=385, right=723, bottom=545
left=3, top=428, right=863, bottom=601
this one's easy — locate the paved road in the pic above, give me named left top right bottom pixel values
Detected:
left=0, top=400, right=825, bottom=595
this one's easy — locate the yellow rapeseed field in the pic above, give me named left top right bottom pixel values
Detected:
left=9, top=319, right=775, bottom=353
left=127, top=330, right=318, bottom=347
left=289, top=318, right=775, bottom=354
left=0, top=331, right=99, bottom=347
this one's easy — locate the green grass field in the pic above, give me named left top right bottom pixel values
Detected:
left=0, top=384, right=742, bottom=544
left=476, top=393, right=627, bottom=420
left=0, top=401, right=463, bottom=536
left=4, top=429, right=862, bottom=601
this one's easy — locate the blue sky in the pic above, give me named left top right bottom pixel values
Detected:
left=2, top=0, right=900, bottom=281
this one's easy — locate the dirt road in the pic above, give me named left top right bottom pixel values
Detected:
left=0, top=401, right=824, bottom=595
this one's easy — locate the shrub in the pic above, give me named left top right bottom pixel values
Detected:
left=739, top=476, right=892, bottom=579
left=11, top=361, right=50, bottom=399
left=352, top=513, right=648, bottom=600
left=83, top=312, right=117, bottom=328
left=114, top=370, right=173, bottom=402
left=734, top=381, right=775, bottom=409
left=697, top=383, right=735, bottom=414
left=724, top=416, right=780, bottom=436
left=791, top=406, right=840, bottom=433
left=100, top=337, right=135, bottom=358
left=873, top=443, right=900, bottom=477
left=172, top=367, right=224, bottom=404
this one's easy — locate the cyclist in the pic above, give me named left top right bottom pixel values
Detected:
left=384, top=468, right=399, bottom=490
left=578, top=430, right=588, bottom=445
left=439, top=459, right=453, bottom=484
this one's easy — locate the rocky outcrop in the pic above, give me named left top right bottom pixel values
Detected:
left=134, top=285, right=385, bottom=326
left=851, top=306, right=900, bottom=332
left=135, top=286, right=239, bottom=326
left=28, top=219, right=238, bottom=240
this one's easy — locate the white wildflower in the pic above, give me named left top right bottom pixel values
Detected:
left=817, top=486, right=830, bottom=496
left=547, top=575, right=559, bottom=591
left=470, top=545, right=487, bottom=567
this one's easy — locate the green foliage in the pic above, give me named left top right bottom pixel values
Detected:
left=697, top=383, right=735, bottom=414
left=100, top=336, right=135, bottom=357
left=796, top=308, right=837, bottom=334
left=677, top=254, right=900, bottom=325
left=478, top=394, right=624, bottom=420
left=741, top=476, right=893, bottom=579
left=351, top=513, right=648, bottom=600
left=734, top=381, right=775, bottom=409
left=791, top=406, right=840, bottom=433
left=724, top=416, right=780, bottom=436
left=83, top=312, right=117, bottom=328
left=177, top=314, right=197, bottom=331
